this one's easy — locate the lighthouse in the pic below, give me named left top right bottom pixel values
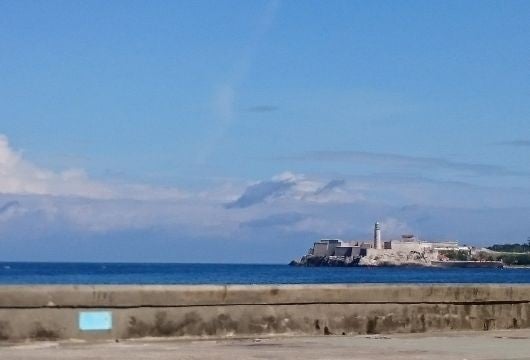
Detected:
left=374, top=222, right=382, bottom=249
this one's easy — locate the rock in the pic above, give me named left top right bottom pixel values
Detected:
left=358, top=251, right=431, bottom=267
left=289, top=255, right=361, bottom=267
left=290, top=251, right=433, bottom=267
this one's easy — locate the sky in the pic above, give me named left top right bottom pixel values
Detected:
left=0, top=0, right=529, bottom=262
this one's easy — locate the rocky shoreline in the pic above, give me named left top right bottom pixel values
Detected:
left=289, top=255, right=361, bottom=267
left=289, top=252, right=504, bottom=268
left=291, top=223, right=510, bottom=268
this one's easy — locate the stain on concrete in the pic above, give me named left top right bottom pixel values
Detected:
left=366, top=317, right=377, bottom=334
left=128, top=311, right=240, bottom=338
left=483, top=318, right=495, bottom=331
left=378, top=313, right=409, bottom=333
left=0, top=321, right=11, bottom=340
left=247, top=315, right=293, bottom=335
left=127, top=316, right=148, bottom=337
left=128, top=311, right=183, bottom=337
left=154, top=311, right=180, bottom=336
left=207, top=313, right=238, bottom=335
left=262, top=315, right=279, bottom=332
left=344, top=315, right=363, bottom=334
left=419, top=314, right=426, bottom=332
left=30, top=322, right=60, bottom=340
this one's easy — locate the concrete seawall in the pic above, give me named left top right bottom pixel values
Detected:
left=0, top=284, right=529, bottom=341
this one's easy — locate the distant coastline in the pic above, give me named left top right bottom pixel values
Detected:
left=290, top=257, right=504, bottom=268
left=289, top=221, right=508, bottom=268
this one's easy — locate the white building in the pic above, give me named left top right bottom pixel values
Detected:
left=307, top=222, right=464, bottom=261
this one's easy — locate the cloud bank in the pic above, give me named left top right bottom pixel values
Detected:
left=285, top=150, right=526, bottom=177
left=1, top=134, right=530, bottom=262
left=0, top=135, right=113, bottom=198
left=0, top=135, right=184, bottom=201
left=496, top=140, right=530, bottom=147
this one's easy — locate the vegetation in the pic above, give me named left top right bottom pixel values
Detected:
left=485, top=242, right=530, bottom=264
left=476, top=243, right=530, bottom=265
left=486, top=243, right=530, bottom=253
left=438, top=249, right=530, bottom=265
left=439, top=250, right=470, bottom=261
left=495, top=253, right=530, bottom=266
left=473, top=252, right=495, bottom=262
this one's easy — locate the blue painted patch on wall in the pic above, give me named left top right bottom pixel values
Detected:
left=79, top=311, right=113, bottom=331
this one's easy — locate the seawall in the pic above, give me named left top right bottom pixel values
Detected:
left=0, top=284, right=529, bottom=341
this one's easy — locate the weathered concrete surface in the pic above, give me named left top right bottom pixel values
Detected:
left=0, top=285, right=530, bottom=341
left=2, top=330, right=530, bottom=359
left=2, top=284, right=530, bottom=307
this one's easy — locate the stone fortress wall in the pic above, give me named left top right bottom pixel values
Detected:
left=0, top=284, right=529, bottom=341
left=300, top=222, right=483, bottom=267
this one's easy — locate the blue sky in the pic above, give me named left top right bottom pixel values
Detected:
left=0, top=0, right=529, bottom=262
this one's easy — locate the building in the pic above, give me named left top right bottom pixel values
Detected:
left=312, top=239, right=341, bottom=257
left=305, top=222, right=466, bottom=262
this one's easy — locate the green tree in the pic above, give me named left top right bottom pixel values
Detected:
left=440, top=250, right=470, bottom=261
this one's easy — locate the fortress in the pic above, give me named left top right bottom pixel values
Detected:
left=293, top=222, right=501, bottom=267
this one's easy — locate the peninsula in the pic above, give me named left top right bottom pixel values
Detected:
left=290, top=222, right=504, bottom=268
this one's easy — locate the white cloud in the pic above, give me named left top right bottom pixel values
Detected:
left=201, top=1, right=280, bottom=166
left=0, top=134, right=185, bottom=201
left=223, top=171, right=357, bottom=209
left=284, top=150, right=527, bottom=177
left=0, top=200, right=25, bottom=222
left=2, top=140, right=530, bottom=261
left=0, top=135, right=113, bottom=198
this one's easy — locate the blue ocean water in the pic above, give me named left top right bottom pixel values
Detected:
left=1, top=263, right=530, bottom=284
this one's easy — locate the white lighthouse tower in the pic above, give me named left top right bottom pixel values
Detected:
left=374, top=222, right=382, bottom=249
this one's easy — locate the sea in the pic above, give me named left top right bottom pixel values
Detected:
left=1, top=262, right=530, bottom=284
